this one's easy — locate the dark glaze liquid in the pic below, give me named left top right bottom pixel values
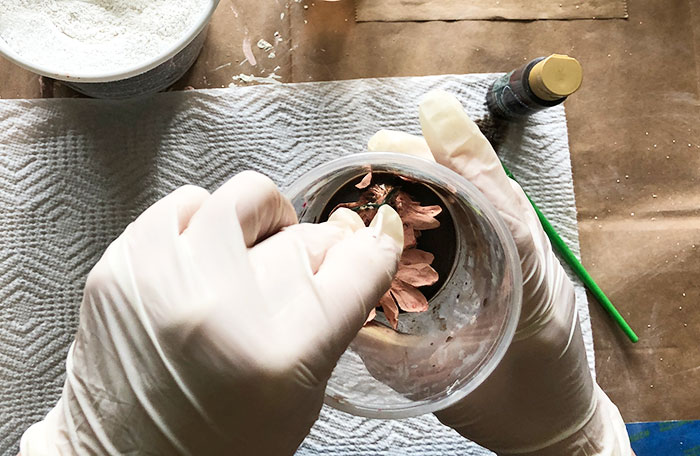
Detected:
left=320, top=172, right=456, bottom=302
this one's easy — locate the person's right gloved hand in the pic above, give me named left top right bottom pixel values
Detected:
left=19, top=171, right=403, bottom=456
left=367, top=90, right=633, bottom=456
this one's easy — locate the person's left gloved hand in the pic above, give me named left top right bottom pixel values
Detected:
left=364, top=91, right=632, bottom=456
left=20, top=171, right=403, bottom=456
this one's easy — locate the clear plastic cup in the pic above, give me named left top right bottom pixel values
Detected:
left=0, top=1, right=219, bottom=99
left=285, top=153, right=522, bottom=419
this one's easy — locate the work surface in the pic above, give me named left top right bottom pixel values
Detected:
left=0, top=75, right=584, bottom=456
left=1, top=0, right=699, bottom=424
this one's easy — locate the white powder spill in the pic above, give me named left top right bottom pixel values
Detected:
left=212, top=62, right=232, bottom=71
left=0, top=0, right=211, bottom=76
left=257, top=39, right=274, bottom=51
left=230, top=73, right=282, bottom=85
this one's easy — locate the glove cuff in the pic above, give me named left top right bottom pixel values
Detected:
left=19, top=400, right=66, bottom=456
left=499, top=384, right=633, bottom=456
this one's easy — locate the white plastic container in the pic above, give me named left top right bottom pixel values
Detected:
left=0, top=1, right=220, bottom=99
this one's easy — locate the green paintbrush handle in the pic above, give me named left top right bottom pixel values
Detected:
left=501, top=164, right=639, bottom=343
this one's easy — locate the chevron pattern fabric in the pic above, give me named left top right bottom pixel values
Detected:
left=0, top=74, right=592, bottom=456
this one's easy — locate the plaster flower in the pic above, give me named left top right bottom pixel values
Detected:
left=332, top=173, right=442, bottom=329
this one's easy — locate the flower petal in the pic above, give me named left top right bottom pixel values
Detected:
left=400, top=248, right=434, bottom=265
left=365, top=307, right=377, bottom=325
left=391, top=279, right=429, bottom=313
left=402, top=206, right=442, bottom=230
left=399, top=206, right=441, bottom=230
left=395, top=192, right=442, bottom=230
left=356, top=172, right=373, bottom=189
left=403, top=224, right=417, bottom=249
left=379, top=292, right=399, bottom=329
left=396, top=263, right=439, bottom=287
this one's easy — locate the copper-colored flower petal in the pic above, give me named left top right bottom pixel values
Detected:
left=396, top=263, right=439, bottom=287
left=400, top=248, right=434, bottom=265
left=390, top=279, right=429, bottom=313
left=356, top=172, right=373, bottom=189
left=365, top=307, right=377, bottom=324
left=395, top=192, right=442, bottom=230
left=401, top=205, right=442, bottom=230
left=379, top=292, right=399, bottom=329
left=403, top=224, right=417, bottom=249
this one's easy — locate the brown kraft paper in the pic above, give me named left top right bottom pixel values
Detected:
left=355, top=0, right=629, bottom=22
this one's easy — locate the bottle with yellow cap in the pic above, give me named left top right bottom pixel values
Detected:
left=486, top=54, right=583, bottom=119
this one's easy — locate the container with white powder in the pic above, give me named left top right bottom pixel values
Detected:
left=0, top=0, right=219, bottom=98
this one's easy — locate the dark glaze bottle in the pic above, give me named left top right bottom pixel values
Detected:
left=487, top=54, right=583, bottom=119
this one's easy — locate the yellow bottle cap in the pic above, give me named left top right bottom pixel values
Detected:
left=528, top=54, right=583, bottom=101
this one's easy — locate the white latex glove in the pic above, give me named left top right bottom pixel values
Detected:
left=367, top=90, right=633, bottom=456
left=20, top=171, right=403, bottom=456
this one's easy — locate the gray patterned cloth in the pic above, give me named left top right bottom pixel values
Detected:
left=0, top=74, right=592, bottom=456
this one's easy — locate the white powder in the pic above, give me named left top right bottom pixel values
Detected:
left=0, top=0, right=211, bottom=76
left=230, top=73, right=282, bottom=85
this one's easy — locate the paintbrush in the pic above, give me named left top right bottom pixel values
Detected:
left=501, top=164, right=639, bottom=343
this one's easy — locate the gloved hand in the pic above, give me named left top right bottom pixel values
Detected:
left=367, top=90, right=633, bottom=456
left=20, top=171, right=403, bottom=456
